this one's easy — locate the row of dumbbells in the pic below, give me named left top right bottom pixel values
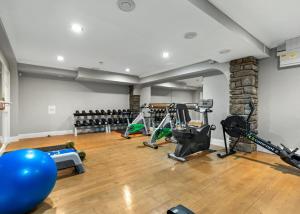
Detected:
left=74, top=109, right=138, bottom=128
left=74, top=117, right=130, bottom=127
left=74, top=109, right=131, bottom=116
left=150, top=108, right=177, bottom=122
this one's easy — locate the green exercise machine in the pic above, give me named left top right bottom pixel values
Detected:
left=143, top=103, right=175, bottom=149
left=122, top=106, right=150, bottom=139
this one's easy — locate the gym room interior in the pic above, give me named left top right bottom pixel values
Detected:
left=0, top=0, right=299, bottom=214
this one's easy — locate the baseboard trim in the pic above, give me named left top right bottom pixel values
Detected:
left=9, top=136, right=20, bottom=142
left=18, top=130, right=73, bottom=140
left=0, top=136, right=20, bottom=143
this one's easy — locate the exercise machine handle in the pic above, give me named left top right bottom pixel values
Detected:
left=246, top=100, right=255, bottom=122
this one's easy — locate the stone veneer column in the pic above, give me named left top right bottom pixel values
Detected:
left=129, top=85, right=140, bottom=112
left=229, top=56, right=258, bottom=152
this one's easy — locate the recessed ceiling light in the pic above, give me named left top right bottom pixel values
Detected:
left=57, top=55, right=64, bottom=62
left=184, top=32, right=198, bottom=39
left=125, top=68, right=130, bottom=72
left=71, top=23, right=83, bottom=34
left=219, top=49, right=231, bottom=54
left=162, top=51, right=170, bottom=59
left=118, top=0, right=136, bottom=12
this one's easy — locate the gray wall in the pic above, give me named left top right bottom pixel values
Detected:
left=258, top=51, right=300, bottom=151
left=203, top=74, right=229, bottom=140
left=19, top=74, right=129, bottom=134
left=0, top=74, right=2, bottom=135
left=10, top=65, right=18, bottom=136
left=151, top=87, right=195, bottom=103
left=151, top=87, right=199, bottom=120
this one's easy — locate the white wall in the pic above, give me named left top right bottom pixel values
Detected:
left=258, top=52, right=300, bottom=150
left=19, top=74, right=129, bottom=134
left=203, top=74, right=229, bottom=140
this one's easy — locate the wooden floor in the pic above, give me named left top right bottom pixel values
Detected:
left=8, top=132, right=300, bottom=214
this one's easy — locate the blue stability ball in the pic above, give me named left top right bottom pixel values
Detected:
left=0, top=149, right=57, bottom=214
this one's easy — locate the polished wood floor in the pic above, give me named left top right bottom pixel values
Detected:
left=8, top=132, right=300, bottom=214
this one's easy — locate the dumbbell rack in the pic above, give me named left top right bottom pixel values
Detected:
left=73, top=110, right=129, bottom=136
left=149, top=108, right=177, bottom=128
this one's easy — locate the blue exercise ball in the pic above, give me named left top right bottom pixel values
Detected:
left=0, top=149, right=57, bottom=214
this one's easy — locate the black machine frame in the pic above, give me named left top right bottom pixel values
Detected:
left=218, top=101, right=300, bottom=169
left=168, top=99, right=216, bottom=162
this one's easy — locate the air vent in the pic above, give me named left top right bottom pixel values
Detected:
left=117, top=0, right=136, bottom=12
left=184, top=32, right=197, bottom=39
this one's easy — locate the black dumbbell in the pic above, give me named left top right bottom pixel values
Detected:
left=113, top=118, right=119, bottom=124
left=89, top=119, right=95, bottom=125
left=95, top=119, right=100, bottom=125
left=118, top=118, right=124, bottom=124
left=107, top=110, right=112, bottom=115
left=89, top=110, right=94, bottom=115
left=100, top=110, right=106, bottom=115
left=107, top=118, right=113, bottom=125
left=82, top=120, right=89, bottom=126
left=121, top=118, right=127, bottom=124
left=95, top=110, right=100, bottom=115
left=75, top=120, right=81, bottom=127
left=101, top=118, right=107, bottom=125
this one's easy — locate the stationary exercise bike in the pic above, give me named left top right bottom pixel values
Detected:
left=168, top=100, right=216, bottom=162
left=122, top=106, right=150, bottom=139
left=218, top=101, right=300, bottom=169
left=143, top=103, right=175, bottom=149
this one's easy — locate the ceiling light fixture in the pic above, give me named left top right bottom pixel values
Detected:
left=117, top=0, right=136, bottom=12
left=162, top=51, right=170, bottom=59
left=219, top=49, right=231, bottom=54
left=71, top=23, right=83, bottom=34
left=184, top=32, right=198, bottom=39
left=57, top=55, right=64, bottom=62
left=125, top=68, right=130, bottom=72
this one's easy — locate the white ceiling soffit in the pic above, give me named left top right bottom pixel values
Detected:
left=154, top=82, right=199, bottom=91
left=76, top=67, right=139, bottom=85
left=0, top=0, right=269, bottom=77
left=177, top=76, right=203, bottom=87
left=209, top=0, right=300, bottom=48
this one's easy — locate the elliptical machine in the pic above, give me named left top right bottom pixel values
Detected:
left=168, top=99, right=216, bottom=162
left=218, top=100, right=300, bottom=170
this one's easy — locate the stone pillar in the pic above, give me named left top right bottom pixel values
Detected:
left=129, top=86, right=140, bottom=112
left=229, top=56, right=258, bottom=152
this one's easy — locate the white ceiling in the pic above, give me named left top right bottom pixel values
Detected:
left=210, top=0, right=300, bottom=48
left=0, top=0, right=269, bottom=77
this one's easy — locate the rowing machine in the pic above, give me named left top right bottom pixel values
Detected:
left=218, top=101, right=300, bottom=169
